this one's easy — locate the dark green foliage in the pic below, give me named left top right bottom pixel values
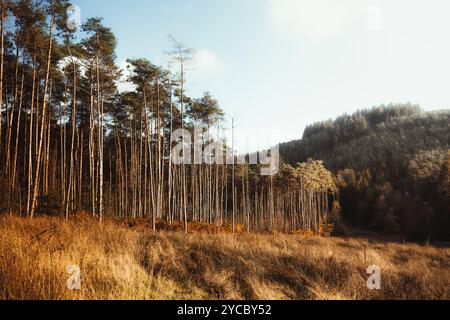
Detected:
left=281, top=105, right=450, bottom=240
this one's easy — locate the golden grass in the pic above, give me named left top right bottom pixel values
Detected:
left=0, top=215, right=448, bottom=300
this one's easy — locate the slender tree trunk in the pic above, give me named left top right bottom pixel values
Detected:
left=0, top=1, right=5, bottom=151
left=66, top=59, right=77, bottom=220
left=30, top=16, right=55, bottom=218
left=232, top=118, right=235, bottom=235
left=96, top=39, right=104, bottom=222
left=89, top=71, right=96, bottom=217
left=10, top=55, right=26, bottom=213
left=26, top=55, right=37, bottom=217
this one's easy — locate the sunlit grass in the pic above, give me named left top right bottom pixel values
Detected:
left=0, top=215, right=448, bottom=300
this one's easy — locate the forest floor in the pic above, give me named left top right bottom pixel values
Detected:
left=0, top=215, right=449, bottom=300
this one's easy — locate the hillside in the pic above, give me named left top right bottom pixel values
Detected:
left=280, top=105, right=450, bottom=240
left=1, top=215, right=449, bottom=300
left=280, top=105, right=449, bottom=171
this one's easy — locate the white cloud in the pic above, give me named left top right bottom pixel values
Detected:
left=192, top=49, right=225, bottom=75
left=267, top=0, right=353, bottom=39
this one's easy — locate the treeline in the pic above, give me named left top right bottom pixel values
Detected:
left=280, top=105, right=450, bottom=240
left=0, top=0, right=338, bottom=234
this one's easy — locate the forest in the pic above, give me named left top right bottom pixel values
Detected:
left=280, top=105, right=450, bottom=240
left=0, top=0, right=338, bottom=236
left=0, top=0, right=448, bottom=242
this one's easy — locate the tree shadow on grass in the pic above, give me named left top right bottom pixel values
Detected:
left=135, top=233, right=353, bottom=300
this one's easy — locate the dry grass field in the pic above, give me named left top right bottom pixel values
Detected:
left=0, top=215, right=448, bottom=300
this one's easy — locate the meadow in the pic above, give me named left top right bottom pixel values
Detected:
left=0, top=215, right=448, bottom=300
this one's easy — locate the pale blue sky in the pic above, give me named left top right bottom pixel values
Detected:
left=73, top=0, right=450, bottom=151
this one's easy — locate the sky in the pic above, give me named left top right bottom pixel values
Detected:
left=73, top=0, right=450, bottom=152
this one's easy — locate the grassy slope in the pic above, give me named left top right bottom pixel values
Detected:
left=0, top=216, right=448, bottom=300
